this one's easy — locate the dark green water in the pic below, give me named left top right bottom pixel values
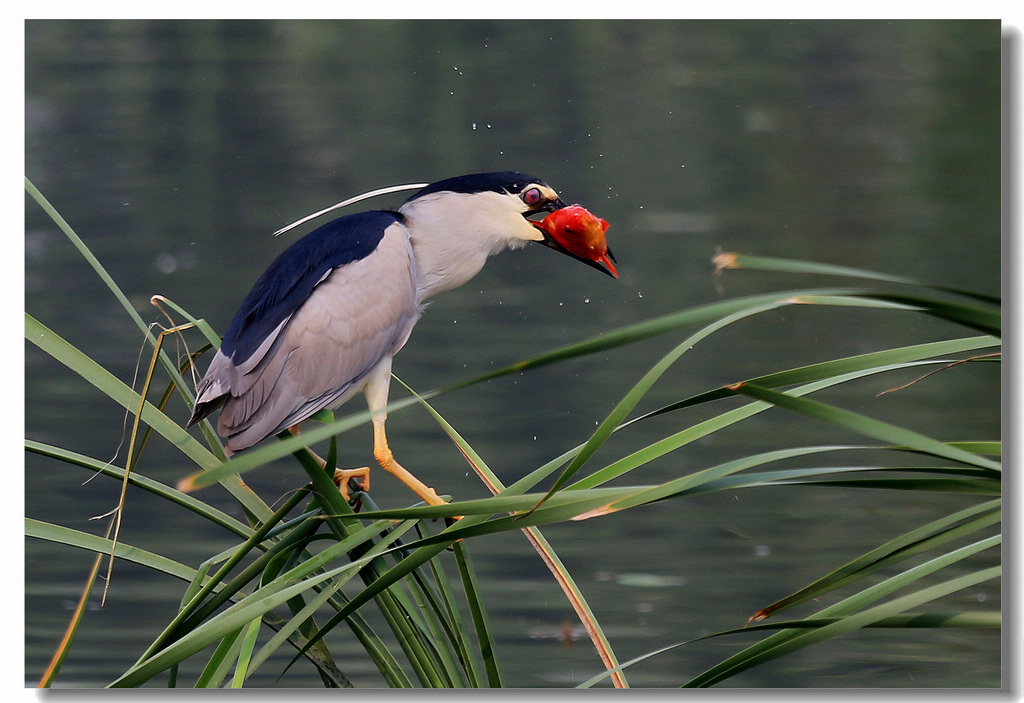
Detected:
left=25, top=20, right=1001, bottom=688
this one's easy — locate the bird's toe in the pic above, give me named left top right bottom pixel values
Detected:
left=332, top=466, right=371, bottom=501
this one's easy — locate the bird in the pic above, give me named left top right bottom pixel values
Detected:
left=186, top=171, right=617, bottom=509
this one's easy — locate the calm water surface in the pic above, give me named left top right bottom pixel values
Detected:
left=25, top=20, right=1001, bottom=688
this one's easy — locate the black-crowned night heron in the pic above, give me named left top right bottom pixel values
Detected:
left=187, top=171, right=617, bottom=508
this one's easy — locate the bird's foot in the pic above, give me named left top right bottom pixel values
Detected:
left=332, top=467, right=371, bottom=502
left=372, top=449, right=462, bottom=520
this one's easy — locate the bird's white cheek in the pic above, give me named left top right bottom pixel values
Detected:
left=522, top=222, right=546, bottom=243
left=505, top=232, right=537, bottom=251
left=508, top=217, right=545, bottom=244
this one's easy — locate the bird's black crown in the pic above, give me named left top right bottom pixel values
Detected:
left=406, top=171, right=549, bottom=201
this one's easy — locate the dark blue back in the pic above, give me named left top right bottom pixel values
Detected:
left=221, top=209, right=402, bottom=364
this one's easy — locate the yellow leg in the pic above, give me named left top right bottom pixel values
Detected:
left=362, top=356, right=456, bottom=514
left=372, top=416, right=447, bottom=507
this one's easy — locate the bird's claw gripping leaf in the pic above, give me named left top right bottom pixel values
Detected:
left=536, top=204, right=618, bottom=278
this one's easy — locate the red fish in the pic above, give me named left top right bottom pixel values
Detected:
left=536, top=204, right=618, bottom=278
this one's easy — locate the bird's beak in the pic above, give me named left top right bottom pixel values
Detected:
left=529, top=203, right=619, bottom=278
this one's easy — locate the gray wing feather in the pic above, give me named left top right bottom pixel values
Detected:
left=193, top=224, right=419, bottom=453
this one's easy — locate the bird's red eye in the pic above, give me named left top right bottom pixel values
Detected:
left=522, top=187, right=544, bottom=206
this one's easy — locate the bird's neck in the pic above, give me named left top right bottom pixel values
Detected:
left=400, top=193, right=529, bottom=301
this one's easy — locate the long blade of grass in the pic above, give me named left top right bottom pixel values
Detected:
left=26, top=440, right=252, bottom=538
left=862, top=291, right=1000, bottom=336
left=230, top=619, right=263, bottom=688
left=407, top=522, right=474, bottom=687
left=122, top=509, right=420, bottom=687
left=721, top=611, right=1002, bottom=635
left=292, top=450, right=450, bottom=688
left=730, top=383, right=1000, bottom=471
left=26, top=177, right=162, bottom=355
left=26, top=518, right=197, bottom=582
left=244, top=566, right=361, bottom=685
left=282, top=483, right=645, bottom=687
left=194, top=626, right=246, bottom=688
left=569, top=361, right=937, bottom=501
left=346, top=451, right=997, bottom=525
left=773, top=475, right=999, bottom=494
left=574, top=457, right=997, bottom=521
left=569, top=445, right=861, bottom=519
left=111, top=556, right=375, bottom=687
left=142, top=489, right=316, bottom=663
left=713, top=252, right=1000, bottom=304
left=684, top=536, right=1000, bottom=687
left=26, top=313, right=272, bottom=522
left=348, top=487, right=639, bottom=523
left=600, top=468, right=999, bottom=518
left=26, top=313, right=215, bottom=468
left=451, top=541, right=502, bottom=687
left=529, top=299, right=792, bottom=513
left=443, top=288, right=911, bottom=396
left=577, top=611, right=1000, bottom=688
left=686, top=563, right=1000, bottom=688
left=534, top=292, right=990, bottom=513
left=26, top=178, right=199, bottom=407
left=749, top=499, right=1001, bottom=620
left=103, top=318, right=200, bottom=605
left=177, top=394, right=422, bottom=492
left=689, top=464, right=999, bottom=494
left=632, top=335, right=998, bottom=423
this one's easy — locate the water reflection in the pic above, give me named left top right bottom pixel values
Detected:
left=25, top=20, right=1000, bottom=687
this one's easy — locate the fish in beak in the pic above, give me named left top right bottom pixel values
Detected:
left=531, top=204, right=618, bottom=278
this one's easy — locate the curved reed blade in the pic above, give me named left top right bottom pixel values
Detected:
left=713, top=252, right=1000, bottom=305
